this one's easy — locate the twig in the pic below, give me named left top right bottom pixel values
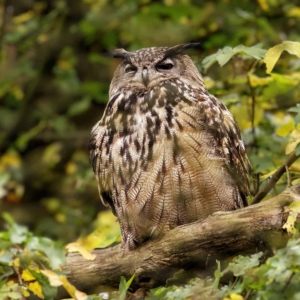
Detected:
left=247, top=60, right=259, bottom=149
left=282, top=272, right=294, bottom=292
left=225, top=277, right=239, bottom=295
left=244, top=290, right=253, bottom=300
left=13, top=265, right=23, bottom=286
left=250, top=152, right=300, bottom=205
left=285, top=165, right=291, bottom=188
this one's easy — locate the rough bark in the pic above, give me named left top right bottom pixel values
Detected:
left=63, top=184, right=300, bottom=294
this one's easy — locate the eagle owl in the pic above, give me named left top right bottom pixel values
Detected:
left=89, top=43, right=250, bottom=251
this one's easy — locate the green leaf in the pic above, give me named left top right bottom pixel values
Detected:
left=147, top=286, right=168, bottom=299
left=217, top=47, right=235, bottom=66
left=2, top=212, right=14, bottom=225
left=233, top=44, right=267, bottom=59
left=0, top=282, right=22, bottom=300
left=288, top=104, right=300, bottom=125
left=262, top=73, right=296, bottom=101
left=27, top=237, right=66, bottom=269
left=296, top=143, right=300, bottom=156
left=264, top=41, right=300, bottom=74
left=125, top=273, right=135, bottom=290
left=15, top=121, right=46, bottom=151
left=224, top=252, right=263, bottom=277
left=202, top=45, right=266, bottom=70
left=9, top=223, right=29, bottom=244
left=118, top=274, right=135, bottom=300
left=118, top=276, right=127, bottom=300
left=67, top=96, right=91, bottom=116
left=7, top=292, right=23, bottom=299
left=286, top=129, right=300, bottom=154
left=0, top=252, right=14, bottom=264
left=213, top=260, right=222, bottom=289
left=0, top=266, right=14, bottom=281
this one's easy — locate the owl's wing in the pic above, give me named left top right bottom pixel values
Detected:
left=199, top=94, right=251, bottom=203
left=89, top=122, right=117, bottom=216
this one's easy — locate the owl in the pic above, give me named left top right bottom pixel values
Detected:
left=89, top=43, right=251, bottom=251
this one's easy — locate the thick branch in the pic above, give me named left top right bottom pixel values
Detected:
left=251, top=153, right=300, bottom=205
left=62, top=185, right=300, bottom=295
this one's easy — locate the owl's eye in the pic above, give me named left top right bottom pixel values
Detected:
left=156, top=62, right=174, bottom=71
left=125, top=65, right=137, bottom=73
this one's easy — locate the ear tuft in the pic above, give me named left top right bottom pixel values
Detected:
left=112, top=48, right=130, bottom=60
left=164, top=43, right=201, bottom=58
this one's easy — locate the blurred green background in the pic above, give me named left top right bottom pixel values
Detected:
left=1, top=0, right=300, bottom=243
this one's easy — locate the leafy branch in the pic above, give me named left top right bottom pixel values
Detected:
left=251, top=152, right=300, bottom=205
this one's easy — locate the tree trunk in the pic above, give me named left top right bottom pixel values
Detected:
left=63, top=184, right=300, bottom=294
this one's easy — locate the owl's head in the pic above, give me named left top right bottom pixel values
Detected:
left=109, top=43, right=203, bottom=97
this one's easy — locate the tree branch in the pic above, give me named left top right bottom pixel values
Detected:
left=0, top=0, right=8, bottom=54
left=251, top=152, right=300, bottom=205
left=60, top=184, right=300, bottom=297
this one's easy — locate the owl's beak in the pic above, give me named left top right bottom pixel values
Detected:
left=142, top=67, right=149, bottom=87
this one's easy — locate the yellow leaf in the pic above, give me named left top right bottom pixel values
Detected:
left=95, top=210, right=118, bottom=227
left=12, top=86, right=24, bottom=100
left=282, top=211, right=298, bottom=235
left=22, top=269, right=36, bottom=282
left=14, top=257, right=20, bottom=267
left=27, top=261, right=40, bottom=273
left=37, top=33, right=49, bottom=44
left=57, top=59, right=73, bottom=70
left=248, top=74, right=272, bottom=87
left=260, top=169, right=277, bottom=180
left=257, top=0, right=269, bottom=11
left=264, top=46, right=282, bottom=74
left=65, top=242, right=96, bottom=260
left=78, top=233, right=103, bottom=252
left=230, top=99, right=264, bottom=130
left=6, top=280, right=16, bottom=286
left=268, top=73, right=300, bottom=87
left=41, top=271, right=88, bottom=300
left=42, top=198, right=60, bottom=212
left=13, top=11, right=35, bottom=24
left=203, top=76, right=216, bottom=89
left=41, top=270, right=63, bottom=287
left=273, top=111, right=288, bottom=124
left=22, top=288, right=31, bottom=297
left=75, top=290, right=89, bottom=300
left=0, top=151, right=21, bottom=172
left=289, top=202, right=300, bottom=213
left=292, top=178, right=300, bottom=185
left=28, top=281, right=44, bottom=299
left=66, top=210, right=121, bottom=255
left=290, top=72, right=300, bottom=83
left=55, top=213, right=66, bottom=223
left=264, top=41, right=300, bottom=74
left=43, top=142, right=62, bottom=167
left=66, top=162, right=77, bottom=174
left=286, top=6, right=300, bottom=18
left=276, top=120, right=295, bottom=137
left=286, top=129, right=300, bottom=154
left=230, top=294, right=244, bottom=300
left=60, top=276, right=88, bottom=300
left=288, top=159, right=300, bottom=171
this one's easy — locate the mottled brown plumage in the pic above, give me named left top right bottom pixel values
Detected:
left=89, top=44, right=251, bottom=250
